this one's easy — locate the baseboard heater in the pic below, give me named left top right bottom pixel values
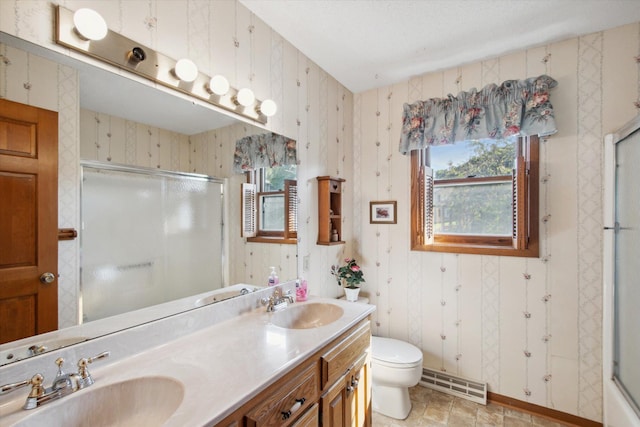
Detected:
left=419, top=368, right=487, bottom=405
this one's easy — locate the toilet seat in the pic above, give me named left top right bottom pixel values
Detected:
left=372, top=336, right=422, bottom=368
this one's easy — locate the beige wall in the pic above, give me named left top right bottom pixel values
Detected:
left=1, top=0, right=353, bottom=330
left=354, top=22, right=640, bottom=421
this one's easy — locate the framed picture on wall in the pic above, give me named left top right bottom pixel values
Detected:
left=369, top=201, right=397, bottom=224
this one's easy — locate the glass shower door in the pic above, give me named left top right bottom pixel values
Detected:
left=81, top=163, right=225, bottom=322
left=613, top=127, right=640, bottom=416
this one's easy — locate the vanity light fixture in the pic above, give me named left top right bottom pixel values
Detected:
left=208, top=75, right=230, bottom=96
left=127, top=47, right=147, bottom=64
left=56, top=6, right=274, bottom=124
left=73, top=8, right=108, bottom=41
left=258, top=99, right=278, bottom=117
left=174, top=59, right=199, bottom=83
left=235, top=88, right=256, bottom=107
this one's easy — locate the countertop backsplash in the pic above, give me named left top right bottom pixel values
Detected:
left=0, top=281, right=296, bottom=403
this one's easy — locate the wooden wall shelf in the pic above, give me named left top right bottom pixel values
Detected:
left=317, top=176, right=345, bottom=245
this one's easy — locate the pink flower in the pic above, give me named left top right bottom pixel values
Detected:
left=504, top=125, right=520, bottom=136
left=344, top=258, right=352, bottom=263
left=350, top=265, right=360, bottom=272
left=533, top=92, right=548, bottom=105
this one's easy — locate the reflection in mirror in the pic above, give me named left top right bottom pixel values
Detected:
left=80, top=162, right=225, bottom=322
left=0, top=32, right=297, bottom=366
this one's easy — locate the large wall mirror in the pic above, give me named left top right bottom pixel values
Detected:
left=0, top=32, right=297, bottom=366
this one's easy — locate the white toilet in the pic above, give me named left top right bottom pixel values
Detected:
left=341, top=295, right=423, bottom=419
left=371, top=336, right=423, bottom=420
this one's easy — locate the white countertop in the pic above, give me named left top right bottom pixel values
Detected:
left=0, top=296, right=375, bottom=426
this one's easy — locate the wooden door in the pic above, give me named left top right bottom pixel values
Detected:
left=0, top=98, right=58, bottom=344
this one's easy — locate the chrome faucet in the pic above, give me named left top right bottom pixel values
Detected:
left=261, top=288, right=295, bottom=312
left=0, top=351, right=110, bottom=410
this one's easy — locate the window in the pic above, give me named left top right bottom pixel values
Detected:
left=241, top=165, right=297, bottom=244
left=411, top=135, right=539, bottom=257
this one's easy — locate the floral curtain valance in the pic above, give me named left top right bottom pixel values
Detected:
left=233, top=132, right=297, bottom=173
left=399, top=75, right=558, bottom=154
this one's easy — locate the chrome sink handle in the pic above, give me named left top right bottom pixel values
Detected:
left=54, top=357, right=66, bottom=378
left=0, top=374, right=38, bottom=395
left=283, top=289, right=295, bottom=304
left=23, top=374, right=46, bottom=410
left=261, top=288, right=292, bottom=312
left=77, top=351, right=110, bottom=388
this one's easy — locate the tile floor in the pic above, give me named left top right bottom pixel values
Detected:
left=372, top=386, right=572, bottom=427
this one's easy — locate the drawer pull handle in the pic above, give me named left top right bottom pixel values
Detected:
left=351, top=378, right=359, bottom=387
left=281, top=398, right=306, bottom=420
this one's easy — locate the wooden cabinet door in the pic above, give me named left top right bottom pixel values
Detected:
left=346, top=354, right=371, bottom=427
left=321, top=354, right=371, bottom=427
left=0, top=98, right=58, bottom=344
left=321, top=372, right=348, bottom=427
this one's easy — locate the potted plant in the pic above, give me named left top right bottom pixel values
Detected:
left=331, top=258, right=365, bottom=302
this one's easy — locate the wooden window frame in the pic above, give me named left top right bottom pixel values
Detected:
left=410, top=135, right=539, bottom=257
left=242, top=169, right=297, bottom=245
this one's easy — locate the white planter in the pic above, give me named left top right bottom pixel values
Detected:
left=343, top=287, right=360, bottom=302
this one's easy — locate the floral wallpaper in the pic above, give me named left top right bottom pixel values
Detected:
left=354, top=23, right=640, bottom=422
left=2, top=0, right=640, bottom=422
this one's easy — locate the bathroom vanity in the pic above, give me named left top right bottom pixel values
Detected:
left=219, top=319, right=371, bottom=426
left=0, top=285, right=375, bottom=426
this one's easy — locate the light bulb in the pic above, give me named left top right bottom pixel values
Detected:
left=235, top=88, right=255, bottom=107
left=73, top=8, right=108, bottom=41
left=208, top=75, right=230, bottom=96
left=258, top=99, right=277, bottom=117
left=174, top=59, right=198, bottom=83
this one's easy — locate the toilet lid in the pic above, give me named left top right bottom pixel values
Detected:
left=371, top=336, right=422, bottom=366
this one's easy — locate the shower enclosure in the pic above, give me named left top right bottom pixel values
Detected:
left=80, top=161, right=225, bottom=322
left=603, top=117, right=640, bottom=426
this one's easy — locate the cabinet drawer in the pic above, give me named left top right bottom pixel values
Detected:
left=291, top=403, right=319, bottom=427
left=320, top=320, right=371, bottom=390
left=245, top=363, right=320, bottom=427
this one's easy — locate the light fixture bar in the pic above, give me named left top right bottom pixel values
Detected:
left=55, top=6, right=270, bottom=124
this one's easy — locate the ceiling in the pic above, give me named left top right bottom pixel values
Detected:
left=240, top=0, right=640, bottom=93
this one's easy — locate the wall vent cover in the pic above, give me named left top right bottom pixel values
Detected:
left=419, top=368, right=487, bottom=405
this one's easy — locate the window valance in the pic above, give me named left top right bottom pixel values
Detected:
left=233, top=132, right=297, bottom=173
left=399, top=75, right=558, bottom=154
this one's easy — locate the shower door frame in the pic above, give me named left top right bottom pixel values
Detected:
left=603, top=115, right=640, bottom=426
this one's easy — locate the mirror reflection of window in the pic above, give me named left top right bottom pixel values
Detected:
left=242, top=165, right=297, bottom=243
left=259, top=194, right=285, bottom=232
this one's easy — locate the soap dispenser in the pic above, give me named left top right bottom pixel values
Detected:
left=268, top=266, right=279, bottom=286
left=296, top=278, right=308, bottom=302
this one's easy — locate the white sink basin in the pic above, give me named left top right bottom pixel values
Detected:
left=271, top=303, right=344, bottom=329
left=14, top=376, right=184, bottom=427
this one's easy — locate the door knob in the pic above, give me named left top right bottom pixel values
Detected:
left=40, top=272, right=55, bottom=284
